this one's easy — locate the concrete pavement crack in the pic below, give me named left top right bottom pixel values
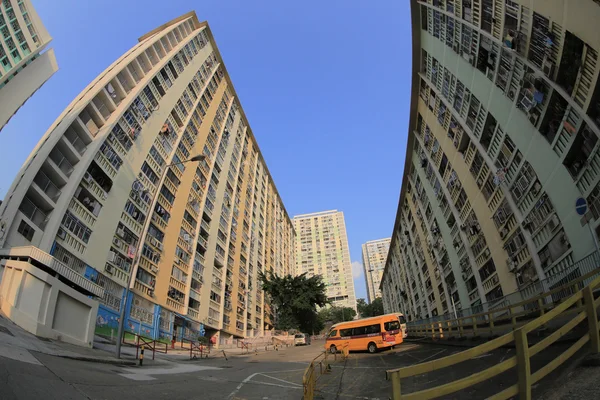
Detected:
left=31, top=352, right=92, bottom=400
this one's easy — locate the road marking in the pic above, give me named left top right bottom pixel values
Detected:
left=227, top=371, right=303, bottom=399
left=416, top=349, right=446, bottom=363
left=227, top=372, right=260, bottom=399
left=259, top=373, right=302, bottom=387
left=471, top=353, right=493, bottom=360
left=119, top=363, right=220, bottom=381
left=499, top=349, right=511, bottom=363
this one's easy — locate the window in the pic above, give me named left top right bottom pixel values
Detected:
left=17, top=220, right=34, bottom=241
left=399, top=315, right=407, bottom=324
left=61, top=211, right=92, bottom=243
left=141, top=162, right=159, bottom=185
left=339, top=329, right=352, bottom=337
left=149, top=146, right=165, bottom=167
left=384, top=321, right=401, bottom=331
left=328, top=330, right=338, bottom=338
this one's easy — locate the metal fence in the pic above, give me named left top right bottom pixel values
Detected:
left=408, top=251, right=600, bottom=328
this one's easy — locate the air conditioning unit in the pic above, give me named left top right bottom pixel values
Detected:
left=484, top=249, right=491, bottom=258
left=113, top=237, right=120, bottom=246
left=102, top=191, right=108, bottom=200
left=508, top=258, right=517, bottom=272
left=116, top=228, right=125, bottom=238
left=57, top=228, right=67, bottom=240
left=157, top=242, right=164, bottom=252
left=105, top=264, right=113, bottom=274
left=82, top=172, right=92, bottom=185
left=107, top=251, right=116, bottom=262
left=184, top=233, right=191, bottom=242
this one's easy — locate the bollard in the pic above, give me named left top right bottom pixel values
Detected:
left=139, top=345, right=145, bottom=366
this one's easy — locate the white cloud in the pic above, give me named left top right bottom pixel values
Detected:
left=351, top=260, right=364, bottom=279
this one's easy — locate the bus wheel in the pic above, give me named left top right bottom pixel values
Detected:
left=367, top=342, right=377, bottom=353
left=329, top=345, right=337, bottom=354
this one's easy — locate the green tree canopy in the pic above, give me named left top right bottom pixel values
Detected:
left=357, top=297, right=384, bottom=318
left=317, top=306, right=356, bottom=326
left=259, top=271, right=328, bottom=333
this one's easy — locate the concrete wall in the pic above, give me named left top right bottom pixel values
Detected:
left=0, top=260, right=98, bottom=347
left=0, top=49, right=58, bottom=131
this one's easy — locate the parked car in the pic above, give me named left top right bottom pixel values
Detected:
left=294, top=333, right=307, bottom=346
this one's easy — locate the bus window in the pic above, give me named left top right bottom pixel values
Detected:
left=353, top=326, right=366, bottom=336
left=328, top=330, right=338, bottom=338
left=385, top=320, right=401, bottom=331
left=340, top=328, right=353, bottom=337
left=366, top=324, right=381, bottom=334
left=399, top=315, right=407, bottom=324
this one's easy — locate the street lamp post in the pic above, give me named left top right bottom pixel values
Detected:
left=115, top=154, right=205, bottom=359
left=368, top=268, right=376, bottom=302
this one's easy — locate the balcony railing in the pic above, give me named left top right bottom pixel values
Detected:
left=64, top=130, right=87, bottom=155
left=49, top=149, right=74, bottom=177
left=19, top=197, right=49, bottom=229
left=33, top=171, right=61, bottom=202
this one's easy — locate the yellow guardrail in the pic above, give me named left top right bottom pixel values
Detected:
left=409, top=266, right=600, bottom=339
left=386, top=274, right=600, bottom=400
left=303, top=343, right=350, bottom=400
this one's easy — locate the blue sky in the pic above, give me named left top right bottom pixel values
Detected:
left=0, top=0, right=412, bottom=301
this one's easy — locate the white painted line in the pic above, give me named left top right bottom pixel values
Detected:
left=416, top=349, right=446, bottom=363
left=228, top=372, right=260, bottom=399
left=499, top=349, right=511, bottom=363
left=259, top=373, right=303, bottom=387
left=119, top=363, right=221, bottom=381
left=471, top=353, right=493, bottom=360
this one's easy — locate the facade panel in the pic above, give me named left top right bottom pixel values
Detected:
left=382, top=0, right=600, bottom=323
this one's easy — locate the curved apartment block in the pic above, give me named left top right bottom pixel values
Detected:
left=0, top=0, right=58, bottom=132
left=382, top=0, right=600, bottom=323
left=0, top=12, right=294, bottom=345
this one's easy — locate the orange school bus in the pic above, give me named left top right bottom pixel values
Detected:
left=325, top=314, right=403, bottom=354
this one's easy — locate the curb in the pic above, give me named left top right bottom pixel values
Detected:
left=56, top=355, right=137, bottom=366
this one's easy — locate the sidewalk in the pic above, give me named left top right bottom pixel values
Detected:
left=0, top=312, right=137, bottom=365
left=0, top=311, right=293, bottom=366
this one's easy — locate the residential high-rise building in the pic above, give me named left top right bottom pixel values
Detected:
left=293, top=210, right=356, bottom=310
left=0, top=12, right=295, bottom=345
left=0, top=0, right=58, bottom=131
left=382, top=1, right=600, bottom=323
left=362, top=237, right=390, bottom=303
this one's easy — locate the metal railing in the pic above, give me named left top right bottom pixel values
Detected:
left=408, top=251, right=600, bottom=327
left=122, top=333, right=168, bottom=360
left=303, top=343, right=349, bottom=400
left=388, top=270, right=600, bottom=399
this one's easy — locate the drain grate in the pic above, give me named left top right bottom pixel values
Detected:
left=0, top=326, right=14, bottom=336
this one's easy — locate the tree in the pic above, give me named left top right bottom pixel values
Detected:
left=357, top=298, right=369, bottom=317
left=318, top=306, right=356, bottom=325
left=259, top=271, right=328, bottom=333
left=357, top=297, right=384, bottom=318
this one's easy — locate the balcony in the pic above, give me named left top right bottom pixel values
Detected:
left=48, top=148, right=74, bottom=178
left=64, top=125, right=89, bottom=156
left=215, top=252, right=225, bottom=268
left=198, top=235, right=208, bottom=250
left=19, top=196, right=50, bottom=229
left=32, top=171, right=61, bottom=203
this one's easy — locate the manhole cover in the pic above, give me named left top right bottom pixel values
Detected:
left=0, top=326, right=13, bottom=336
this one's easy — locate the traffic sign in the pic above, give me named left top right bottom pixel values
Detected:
left=576, top=197, right=588, bottom=216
